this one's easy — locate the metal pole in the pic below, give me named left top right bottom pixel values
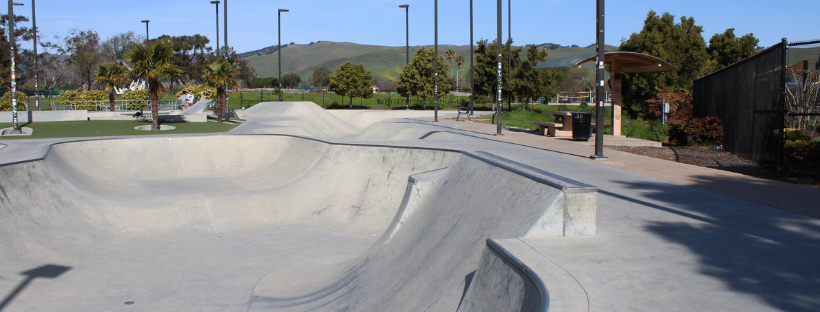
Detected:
left=433, top=0, right=438, bottom=122
left=777, top=38, right=788, bottom=177
left=32, top=0, right=39, bottom=111
left=401, top=5, right=409, bottom=110
left=142, top=20, right=149, bottom=107
left=224, top=0, right=227, bottom=52
left=213, top=2, right=219, bottom=57
left=469, top=0, right=474, bottom=115
left=8, top=1, right=19, bottom=131
left=278, top=9, right=288, bottom=101
left=507, top=0, right=511, bottom=111
left=591, top=0, right=607, bottom=159
left=495, top=0, right=503, bottom=135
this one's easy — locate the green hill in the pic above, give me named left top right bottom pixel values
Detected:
left=241, top=41, right=615, bottom=83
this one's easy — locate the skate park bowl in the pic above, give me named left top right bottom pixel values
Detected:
left=0, top=135, right=596, bottom=311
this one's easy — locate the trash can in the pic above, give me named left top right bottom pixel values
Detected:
left=571, top=112, right=592, bottom=141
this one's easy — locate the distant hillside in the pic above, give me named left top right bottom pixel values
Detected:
left=241, top=41, right=616, bottom=83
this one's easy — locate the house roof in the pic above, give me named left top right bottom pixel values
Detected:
left=534, top=51, right=678, bottom=73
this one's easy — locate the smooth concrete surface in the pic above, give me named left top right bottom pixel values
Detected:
left=0, top=101, right=817, bottom=311
left=0, top=110, right=88, bottom=122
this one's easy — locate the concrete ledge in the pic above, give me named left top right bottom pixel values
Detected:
left=458, top=239, right=589, bottom=312
left=88, top=111, right=208, bottom=122
left=0, top=110, right=88, bottom=122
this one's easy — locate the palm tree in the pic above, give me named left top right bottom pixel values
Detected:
left=95, top=62, right=130, bottom=112
left=445, top=49, right=456, bottom=76
left=456, top=55, right=466, bottom=91
left=128, top=41, right=180, bottom=130
left=202, top=57, right=239, bottom=123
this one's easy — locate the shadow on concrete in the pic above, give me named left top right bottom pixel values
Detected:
left=606, top=176, right=820, bottom=312
left=0, top=264, right=71, bottom=311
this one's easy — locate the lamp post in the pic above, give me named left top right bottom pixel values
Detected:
left=141, top=20, right=149, bottom=43
left=223, top=0, right=227, bottom=51
left=141, top=20, right=149, bottom=107
left=8, top=1, right=23, bottom=132
left=507, top=0, right=511, bottom=111
left=591, top=0, right=607, bottom=159
left=278, top=9, right=288, bottom=101
left=210, top=1, right=220, bottom=56
left=469, top=0, right=474, bottom=115
left=433, top=0, right=438, bottom=122
left=495, top=0, right=503, bottom=135
left=31, top=0, right=39, bottom=111
left=399, top=4, right=409, bottom=110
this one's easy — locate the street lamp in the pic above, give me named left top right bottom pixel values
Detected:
left=223, top=0, right=227, bottom=51
left=591, top=0, right=607, bottom=159
left=8, top=1, right=24, bottom=132
left=278, top=8, right=288, bottom=101
left=210, top=1, right=220, bottom=56
left=399, top=4, right=409, bottom=110
left=469, top=0, right=474, bottom=115
left=31, top=0, right=39, bottom=111
left=141, top=20, right=149, bottom=43
left=507, top=0, right=511, bottom=111
left=495, top=0, right=503, bottom=136
left=433, top=0, right=438, bottom=122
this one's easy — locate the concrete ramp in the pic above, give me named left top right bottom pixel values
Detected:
left=176, top=99, right=215, bottom=115
left=0, top=135, right=596, bottom=311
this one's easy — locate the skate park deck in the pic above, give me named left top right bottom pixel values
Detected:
left=0, top=101, right=817, bottom=311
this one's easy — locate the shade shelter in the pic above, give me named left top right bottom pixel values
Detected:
left=534, top=52, right=678, bottom=135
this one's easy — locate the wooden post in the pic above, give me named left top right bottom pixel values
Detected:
left=611, top=60, right=623, bottom=136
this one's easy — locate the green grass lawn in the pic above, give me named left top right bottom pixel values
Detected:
left=0, top=120, right=238, bottom=140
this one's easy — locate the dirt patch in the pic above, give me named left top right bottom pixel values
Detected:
left=609, top=145, right=820, bottom=189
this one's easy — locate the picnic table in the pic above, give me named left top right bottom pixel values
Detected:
left=531, top=111, right=595, bottom=137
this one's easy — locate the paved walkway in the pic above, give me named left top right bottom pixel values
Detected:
left=440, top=118, right=820, bottom=218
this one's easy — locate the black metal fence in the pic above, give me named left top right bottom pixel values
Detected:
left=693, top=38, right=820, bottom=173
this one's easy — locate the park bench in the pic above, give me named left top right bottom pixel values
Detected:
left=457, top=107, right=471, bottom=121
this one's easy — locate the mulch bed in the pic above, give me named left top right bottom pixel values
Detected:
left=609, top=145, right=820, bottom=189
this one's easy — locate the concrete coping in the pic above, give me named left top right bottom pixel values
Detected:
left=0, top=127, right=33, bottom=136
left=464, top=151, right=597, bottom=193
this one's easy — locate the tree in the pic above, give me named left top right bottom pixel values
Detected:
left=329, top=61, right=373, bottom=109
left=397, top=47, right=451, bottom=109
left=618, top=10, right=710, bottom=117
left=249, top=77, right=277, bottom=88
left=67, top=29, right=103, bottom=90
left=235, top=58, right=257, bottom=88
left=101, top=31, right=142, bottom=62
left=281, top=73, right=301, bottom=88
left=473, top=39, right=520, bottom=110
left=128, top=40, right=180, bottom=130
left=0, top=13, right=35, bottom=87
left=95, top=62, right=129, bottom=111
left=445, top=49, right=456, bottom=75
left=39, top=33, right=75, bottom=91
left=706, top=28, right=759, bottom=71
left=514, top=45, right=566, bottom=111
left=202, top=57, right=239, bottom=123
left=311, top=66, right=332, bottom=88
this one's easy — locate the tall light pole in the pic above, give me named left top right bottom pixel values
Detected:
left=433, top=0, right=438, bottom=122
left=278, top=9, right=288, bottom=101
left=507, top=0, right=511, bottom=111
left=141, top=20, right=149, bottom=44
left=495, top=0, right=503, bottom=135
left=8, top=1, right=23, bottom=132
left=210, top=1, right=220, bottom=56
left=469, top=0, right=474, bottom=115
left=141, top=20, right=149, bottom=106
left=223, top=0, right=227, bottom=52
left=31, top=0, right=39, bottom=111
left=399, top=4, right=409, bottom=110
left=591, top=0, right=607, bottom=159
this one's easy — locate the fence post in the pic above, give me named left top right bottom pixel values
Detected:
left=777, top=38, right=788, bottom=177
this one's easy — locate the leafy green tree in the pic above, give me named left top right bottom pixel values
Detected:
left=706, top=28, right=759, bottom=71
left=249, top=77, right=277, bottom=88
left=514, top=45, right=566, bottom=111
left=473, top=39, right=521, bottom=109
left=618, top=10, right=710, bottom=117
left=329, top=61, right=373, bottom=109
left=95, top=62, right=130, bottom=111
left=67, top=29, right=103, bottom=90
left=311, top=66, right=332, bottom=88
left=0, top=13, right=35, bottom=86
left=202, top=57, right=239, bottom=123
left=128, top=40, right=180, bottom=130
left=281, top=73, right=302, bottom=88
left=397, top=47, right=451, bottom=109
left=101, top=31, right=142, bottom=62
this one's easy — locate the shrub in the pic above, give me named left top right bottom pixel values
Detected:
left=645, top=88, right=690, bottom=120
left=783, top=128, right=820, bottom=165
left=122, top=89, right=165, bottom=110
left=59, top=90, right=107, bottom=110
left=176, top=85, right=216, bottom=100
left=0, top=92, right=26, bottom=111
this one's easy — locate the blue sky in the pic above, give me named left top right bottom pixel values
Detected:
left=21, top=0, right=819, bottom=53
